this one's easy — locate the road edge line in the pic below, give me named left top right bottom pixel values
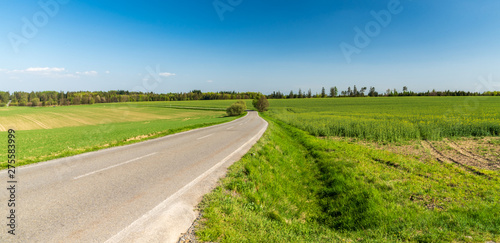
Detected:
left=104, top=119, right=268, bottom=243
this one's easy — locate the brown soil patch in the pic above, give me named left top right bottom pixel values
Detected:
left=125, top=132, right=161, bottom=142
left=331, top=137, right=500, bottom=171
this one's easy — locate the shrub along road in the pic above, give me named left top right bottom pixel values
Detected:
left=0, top=111, right=267, bottom=243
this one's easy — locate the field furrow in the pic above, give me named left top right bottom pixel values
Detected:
left=20, top=115, right=50, bottom=129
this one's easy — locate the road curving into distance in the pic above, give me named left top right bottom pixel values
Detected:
left=1, top=111, right=267, bottom=243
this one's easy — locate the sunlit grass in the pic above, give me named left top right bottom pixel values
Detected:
left=197, top=114, right=500, bottom=242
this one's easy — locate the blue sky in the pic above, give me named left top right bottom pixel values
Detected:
left=1, top=0, right=500, bottom=94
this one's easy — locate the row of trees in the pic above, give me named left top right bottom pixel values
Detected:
left=1, top=90, right=262, bottom=107
left=269, top=86, right=500, bottom=99
left=1, top=87, right=499, bottom=107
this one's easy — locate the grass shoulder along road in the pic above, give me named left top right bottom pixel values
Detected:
left=195, top=113, right=500, bottom=242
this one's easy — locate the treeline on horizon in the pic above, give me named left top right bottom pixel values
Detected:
left=0, top=90, right=261, bottom=107
left=268, top=86, right=500, bottom=98
left=0, top=86, right=499, bottom=107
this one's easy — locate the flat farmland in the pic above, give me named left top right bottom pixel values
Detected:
left=197, top=97, right=500, bottom=242
left=267, top=97, right=500, bottom=170
left=0, top=102, right=239, bottom=169
left=133, top=100, right=252, bottom=110
left=0, top=102, right=231, bottom=131
left=268, top=96, right=500, bottom=141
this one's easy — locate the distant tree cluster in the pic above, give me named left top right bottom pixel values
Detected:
left=0, top=91, right=9, bottom=107
left=267, top=86, right=500, bottom=99
left=2, top=90, right=262, bottom=107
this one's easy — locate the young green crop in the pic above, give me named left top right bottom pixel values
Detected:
left=267, top=97, right=500, bottom=141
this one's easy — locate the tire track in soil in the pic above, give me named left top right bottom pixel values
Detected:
left=445, top=139, right=500, bottom=170
left=20, top=115, right=50, bottom=129
left=421, top=140, right=491, bottom=179
left=49, top=112, right=92, bottom=126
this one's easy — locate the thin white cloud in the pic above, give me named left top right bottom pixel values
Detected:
left=26, top=67, right=65, bottom=72
left=159, top=72, right=176, bottom=77
left=207, top=80, right=213, bottom=83
left=7, top=67, right=65, bottom=74
left=2, top=67, right=80, bottom=79
left=76, top=71, right=98, bottom=76
left=105, top=70, right=110, bottom=74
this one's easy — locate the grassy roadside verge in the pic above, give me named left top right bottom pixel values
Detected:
left=0, top=112, right=245, bottom=170
left=197, top=113, right=337, bottom=242
left=195, top=113, right=500, bottom=242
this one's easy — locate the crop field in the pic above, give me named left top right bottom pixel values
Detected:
left=0, top=102, right=239, bottom=169
left=133, top=100, right=250, bottom=110
left=196, top=97, right=500, bottom=242
left=0, top=102, right=232, bottom=131
left=268, top=97, right=500, bottom=141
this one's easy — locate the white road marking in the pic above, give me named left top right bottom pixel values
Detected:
left=104, top=124, right=267, bottom=243
left=73, top=152, right=158, bottom=180
left=20, top=113, right=250, bottom=172
left=226, top=126, right=234, bottom=130
left=197, top=133, right=213, bottom=140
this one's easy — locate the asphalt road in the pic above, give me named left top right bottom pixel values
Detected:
left=1, top=111, right=267, bottom=243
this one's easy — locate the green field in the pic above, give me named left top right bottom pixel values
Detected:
left=268, top=97, right=500, bottom=141
left=134, top=99, right=256, bottom=111
left=2, top=97, right=499, bottom=241
left=0, top=102, right=241, bottom=169
left=127, top=97, right=500, bottom=142
left=197, top=97, right=500, bottom=242
left=0, top=102, right=240, bottom=131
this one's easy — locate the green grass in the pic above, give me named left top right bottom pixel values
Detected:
left=197, top=113, right=500, bottom=242
left=268, top=97, right=500, bottom=141
left=197, top=113, right=338, bottom=242
left=133, top=100, right=254, bottom=110
left=0, top=101, right=243, bottom=130
left=0, top=102, right=243, bottom=169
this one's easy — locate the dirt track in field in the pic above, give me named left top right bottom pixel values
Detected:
left=332, top=137, right=500, bottom=171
